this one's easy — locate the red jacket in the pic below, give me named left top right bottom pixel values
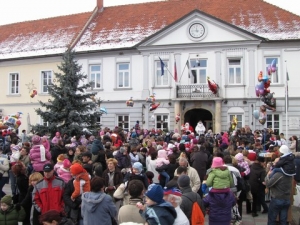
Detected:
left=33, top=176, right=65, bottom=214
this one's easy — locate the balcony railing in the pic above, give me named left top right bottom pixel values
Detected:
left=176, top=84, right=219, bottom=98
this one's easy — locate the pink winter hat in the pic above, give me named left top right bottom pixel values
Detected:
left=63, top=159, right=71, bottom=169
left=211, top=157, right=224, bottom=168
left=235, top=153, right=244, bottom=161
left=32, top=135, right=41, bottom=145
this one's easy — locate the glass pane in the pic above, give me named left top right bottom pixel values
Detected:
left=156, top=71, right=161, bottom=85
left=157, top=123, right=162, bottom=129
left=267, top=122, right=272, bottom=128
left=274, top=122, right=279, bottom=128
left=118, top=72, right=123, bottom=87
left=229, top=68, right=234, bottom=84
left=163, top=73, right=168, bottom=85
left=96, top=73, right=101, bottom=88
left=199, top=69, right=206, bottom=83
left=190, top=60, right=197, bottom=68
left=91, top=65, right=100, bottom=71
left=118, top=123, right=122, bottom=127
left=229, top=115, right=234, bottom=120
left=163, top=123, right=168, bottom=129
left=200, top=60, right=207, bottom=67
left=157, top=115, right=161, bottom=121
left=274, top=114, right=279, bottom=121
left=125, top=72, right=129, bottom=87
left=191, top=70, right=197, bottom=83
left=124, top=116, right=129, bottom=121
left=118, top=116, right=122, bottom=121
left=236, top=115, right=242, bottom=121
left=267, top=115, right=272, bottom=121
left=229, top=59, right=240, bottom=65
left=236, top=68, right=241, bottom=83
left=119, top=64, right=129, bottom=70
left=237, top=122, right=242, bottom=128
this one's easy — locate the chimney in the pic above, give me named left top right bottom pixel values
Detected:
left=97, top=0, right=103, bottom=11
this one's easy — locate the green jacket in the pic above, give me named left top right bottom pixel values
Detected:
left=206, top=167, right=234, bottom=189
left=0, top=205, right=26, bottom=225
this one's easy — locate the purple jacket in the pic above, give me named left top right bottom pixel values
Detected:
left=30, top=145, right=51, bottom=172
left=203, top=189, right=236, bottom=224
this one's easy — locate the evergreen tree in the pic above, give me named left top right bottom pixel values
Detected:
left=32, top=50, right=102, bottom=137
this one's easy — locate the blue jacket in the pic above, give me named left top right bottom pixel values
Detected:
left=140, top=201, right=177, bottom=225
left=203, top=190, right=236, bottom=223
left=91, top=139, right=104, bottom=155
left=81, top=192, right=117, bottom=225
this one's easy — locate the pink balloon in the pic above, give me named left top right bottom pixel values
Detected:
left=255, top=87, right=260, bottom=97
left=267, top=65, right=272, bottom=75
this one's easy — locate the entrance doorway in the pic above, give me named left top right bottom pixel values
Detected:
left=184, top=108, right=213, bottom=132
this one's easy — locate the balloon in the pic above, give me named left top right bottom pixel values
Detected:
left=231, top=116, right=237, bottom=130
left=253, top=110, right=259, bottom=119
left=255, top=86, right=260, bottom=97
left=146, top=94, right=156, bottom=103
left=261, top=93, right=276, bottom=109
left=30, top=89, right=37, bottom=98
left=99, top=107, right=107, bottom=114
left=267, top=65, right=272, bottom=75
left=264, top=80, right=271, bottom=89
left=261, top=75, right=269, bottom=83
left=271, top=59, right=277, bottom=72
left=207, top=76, right=219, bottom=94
left=257, top=71, right=263, bottom=82
left=258, top=111, right=267, bottom=125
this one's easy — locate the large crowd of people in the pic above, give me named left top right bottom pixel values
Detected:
left=0, top=123, right=299, bottom=225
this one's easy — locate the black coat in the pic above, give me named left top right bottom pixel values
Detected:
left=63, top=178, right=82, bottom=220
left=190, top=150, right=208, bottom=180
left=249, top=162, right=266, bottom=193
left=275, top=153, right=296, bottom=175
left=16, top=174, right=29, bottom=203
left=21, top=185, right=40, bottom=225
left=51, top=145, right=67, bottom=164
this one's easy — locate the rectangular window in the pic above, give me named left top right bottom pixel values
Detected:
left=228, top=59, right=242, bottom=84
left=40, top=117, right=49, bottom=127
left=190, top=59, right=207, bottom=84
left=117, top=63, right=130, bottom=88
left=266, top=57, right=279, bottom=84
left=41, top=71, right=52, bottom=93
left=9, top=73, right=19, bottom=94
left=155, top=60, right=169, bottom=86
left=267, top=114, right=280, bottom=135
left=118, top=115, right=129, bottom=130
left=90, top=65, right=101, bottom=89
left=156, top=114, right=169, bottom=131
left=229, top=114, right=243, bottom=129
left=96, top=116, right=101, bottom=126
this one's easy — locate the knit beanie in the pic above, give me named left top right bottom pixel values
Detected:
left=70, top=163, right=84, bottom=175
left=32, top=135, right=42, bottom=145
left=132, top=162, right=143, bottom=174
left=1, top=195, right=12, bottom=205
left=145, top=184, right=164, bottom=204
left=234, top=153, right=244, bottom=161
left=178, top=174, right=190, bottom=188
left=63, top=159, right=71, bottom=169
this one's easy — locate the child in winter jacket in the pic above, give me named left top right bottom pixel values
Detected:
left=54, top=154, right=65, bottom=172
left=0, top=195, right=26, bottom=225
left=128, top=162, right=149, bottom=189
left=156, top=149, right=170, bottom=187
left=57, top=159, right=72, bottom=183
left=234, top=153, right=251, bottom=177
left=270, top=145, right=296, bottom=177
left=136, top=184, right=177, bottom=225
left=70, top=163, right=91, bottom=201
left=206, top=157, right=234, bottom=190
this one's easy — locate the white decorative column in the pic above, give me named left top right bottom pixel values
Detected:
left=215, top=100, right=221, bottom=133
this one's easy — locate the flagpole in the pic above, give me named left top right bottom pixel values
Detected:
left=179, top=57, right=190, bottom=83
left=286, top=61, right=288, bottom=139
left=165, top=66, right=175, bottom=80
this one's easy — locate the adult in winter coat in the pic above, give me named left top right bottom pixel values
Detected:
left=177, top=175, right=205, bottom=224
left=0, top=149, right=9, bottom=198
left=102, top=158, right=123, bottom=197
left=190, top=145, right=208, bottom=181
left=11, top=162, right=29, bottom=203
left=81, top=177, right=117, bottom=225
left=20, top=172, right=44, bottom=225
left=29, top=135, right=51, bottom=173
left=0, top=195, right=26, bottom=225
left=248, top=156, right=268, bottom=217
left=115, top=147, right=131, bottom=170
left=90, top=136, right=104, bottom=158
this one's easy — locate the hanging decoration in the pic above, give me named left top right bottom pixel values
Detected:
left=0, top=112, right=23, bottom=130
left=207, top=76, right=219, bottom=94
left=175, top=113, right=180, bottom=124
left=146, top=94, right=156, bottom=103
left=253, top=65, right=277, bottom=125
left=230, top=115, right=238, bottom=131
left=126, top=97, right=134, bottom=107
left=99, top=107, right=107, bottom=114
left=149, top=102, right=160, bottom=111
left=30, top=89, right=37, bottom=98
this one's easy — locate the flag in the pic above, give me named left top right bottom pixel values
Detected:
left=159, top=57, right=165, bottom=76
left=186, top=60, right=191, bottom=78
left=174, top=58, right=178, bottom=82
left=285, top=71, right=289, bottom=113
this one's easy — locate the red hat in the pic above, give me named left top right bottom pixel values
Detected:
left=70, top=163, right=84, bottom=175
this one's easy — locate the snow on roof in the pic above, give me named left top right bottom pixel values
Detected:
left=1, top=0, right=300, bottom=60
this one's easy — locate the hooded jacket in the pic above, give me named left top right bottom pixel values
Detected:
left=81, top=192, right=117, bottom=225
left=29, top=144, right=51, bottom=172
left=91, top=139, right=104, bottom=155
left=140, top=201, right=177, bottom=225
left=206, top=167, right=234, bottom=189
left=0, top=205, right=26, bottom=225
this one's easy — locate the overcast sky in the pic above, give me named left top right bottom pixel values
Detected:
left=0, top=0, right=299, bottom=26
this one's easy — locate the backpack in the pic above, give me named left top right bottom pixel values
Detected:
left=185, top=194, right=205, bottom=225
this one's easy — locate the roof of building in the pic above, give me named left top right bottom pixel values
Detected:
left=1, top=0, right=300, bottom=59
left=0, top=12, right=92, bottom=59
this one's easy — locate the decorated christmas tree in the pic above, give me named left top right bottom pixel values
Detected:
left=32, top=50, right=102, bottom=137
